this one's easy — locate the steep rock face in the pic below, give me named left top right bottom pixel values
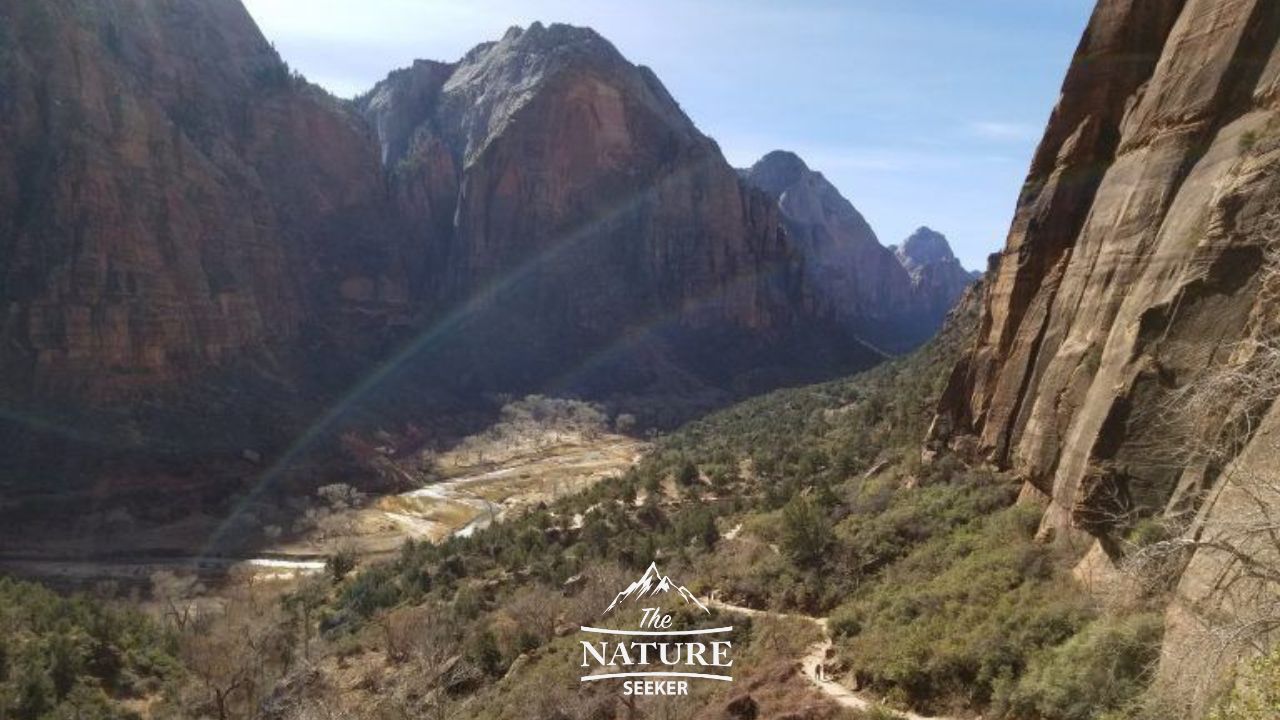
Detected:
left=933, top=0, right=1280, bottom=538
left=742, top=151, right=926, bottom=352
left=892, top=227, right=979, bottom=325
left=0, top=0, right=414, bottom=398
left=358, top=24, right=878, bottom=397
left=930, top=0, right=1280, bottom=708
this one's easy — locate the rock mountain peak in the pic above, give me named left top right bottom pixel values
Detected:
left=743, top=150, right=976, bottom=351
left=745, top=150, right=813, bottom=196
left=363, top=21, right=696, bottom=169
left=0, top=4, right=972, bottom=493
left=899, top=226, right=957, bottom=265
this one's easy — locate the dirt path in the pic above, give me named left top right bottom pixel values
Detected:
left=707, top=596, right=951, bottom=720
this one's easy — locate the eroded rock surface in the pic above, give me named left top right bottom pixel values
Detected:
left=357, top=24, right=882, bottom=398
left=929, top=0, right=1280, bottom=706
left=744, top=151, right=928, bottom=352
left=893, top=227, right=980, bottom=329
left=0, top=0, right=414, bottom=398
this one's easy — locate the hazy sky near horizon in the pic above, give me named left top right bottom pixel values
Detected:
left=242, top=0, right=1094, bottom=271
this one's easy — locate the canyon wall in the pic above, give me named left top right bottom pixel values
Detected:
left=929, top=0, right=1280, bottom=710
left=0, top=0, right=415, bottom=398
left=356, top=24, right=886, bottom=400
left=743, top=151, right=962, bottom=353
left=0, top=6, right=919, bottom=410
left=1, top=3, right=962, bottom=496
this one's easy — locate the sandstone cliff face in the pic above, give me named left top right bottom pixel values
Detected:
left=358, top=25, right=879, bottom=397
left=0, top=6, right=977, bottom=506
left=930, top=0, right=1280, bottom=708
left=934, top=0, right=1280, bottom=540
left=0, top=6, right=941, bottom=410
left=0, top=0, right=414, bottom=398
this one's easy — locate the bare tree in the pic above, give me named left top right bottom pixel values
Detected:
left=150, top=570, right=204, bottom=632
left=178, top=585, right=297, bottom=720
left=1121, top=242, right=1280, bottom=715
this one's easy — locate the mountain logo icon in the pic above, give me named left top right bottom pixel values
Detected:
left=605, top=562, right=710, bottom=614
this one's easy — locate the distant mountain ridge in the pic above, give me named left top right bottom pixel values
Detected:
left=743, top=152, right=978, bottom=351
left=353, top=22, right=891, bottom=401
left=0, top=5, right=976, bottom=500
left=891, top=227, right=981, bottom=321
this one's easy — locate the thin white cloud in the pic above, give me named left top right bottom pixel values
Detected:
left=969, top=121, right=1040, bottom=142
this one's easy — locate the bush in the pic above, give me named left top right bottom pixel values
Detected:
left=676, top=459, right=700, bottom=486
left=781, top=494, right=832, bottom=568
left=0, top=578, right=178, bottom=719
left=997, top=613, right=1163, bottom=720
left=327, top=546, right=358, bottom=581
left=1210, top=645, right=1280, bottom=720
left=834, top=504, right=1096, bottom=712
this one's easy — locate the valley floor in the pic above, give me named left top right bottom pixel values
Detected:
left=0, top=422, right=643, bottom=588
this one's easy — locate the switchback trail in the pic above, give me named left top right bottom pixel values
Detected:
left=707, top=596, right=954, bottom=720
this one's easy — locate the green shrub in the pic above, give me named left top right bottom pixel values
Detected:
left=0, top=578, right=178, bottom=719
left=996, top=613, right=1163, bottom=720
left=781, top=494, right=832, bottom=567
left=1210, top=646, right=1280, bottom=720
left=326, top=546, right=358, bottom=581
left=676, top=459, right=700, bottom=486
left=466, top=629, right=504, bottom=677
left=834, top=504, right=1095, bottom=712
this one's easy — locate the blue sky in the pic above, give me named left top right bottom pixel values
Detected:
left=242, top=0, right=1094, bottom=271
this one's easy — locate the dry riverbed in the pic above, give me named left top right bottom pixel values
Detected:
left=0, top=429, right=644, bottom=587
left=283, top=432, right=644, bottom=556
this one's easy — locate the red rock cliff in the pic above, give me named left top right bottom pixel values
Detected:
left=935, top=0, right=1280, bottom=544
left=357, top=23, right=882, bottom=397
left=0, top=0, right=414, bottom=398
left=930, top=1, right=1280, bottom=709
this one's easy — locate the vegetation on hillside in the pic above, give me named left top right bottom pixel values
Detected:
left=244, top=291, right=1141, bottom=719
left=1211, top=647, right=1280, bottom=720
left=0, top=288, right=1180, bottom=720
left=0, top=577, right=179, bottom=720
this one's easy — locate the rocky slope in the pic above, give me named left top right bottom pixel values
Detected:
left=928, top=0, right=1280, bottom=711
left=0, top=4, right=976, bottom=417
left=0, top=0, right=415, bottom=399
left=743, top=151, right=920, bottom=351
left=4, top=5, right=976, bottom=508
